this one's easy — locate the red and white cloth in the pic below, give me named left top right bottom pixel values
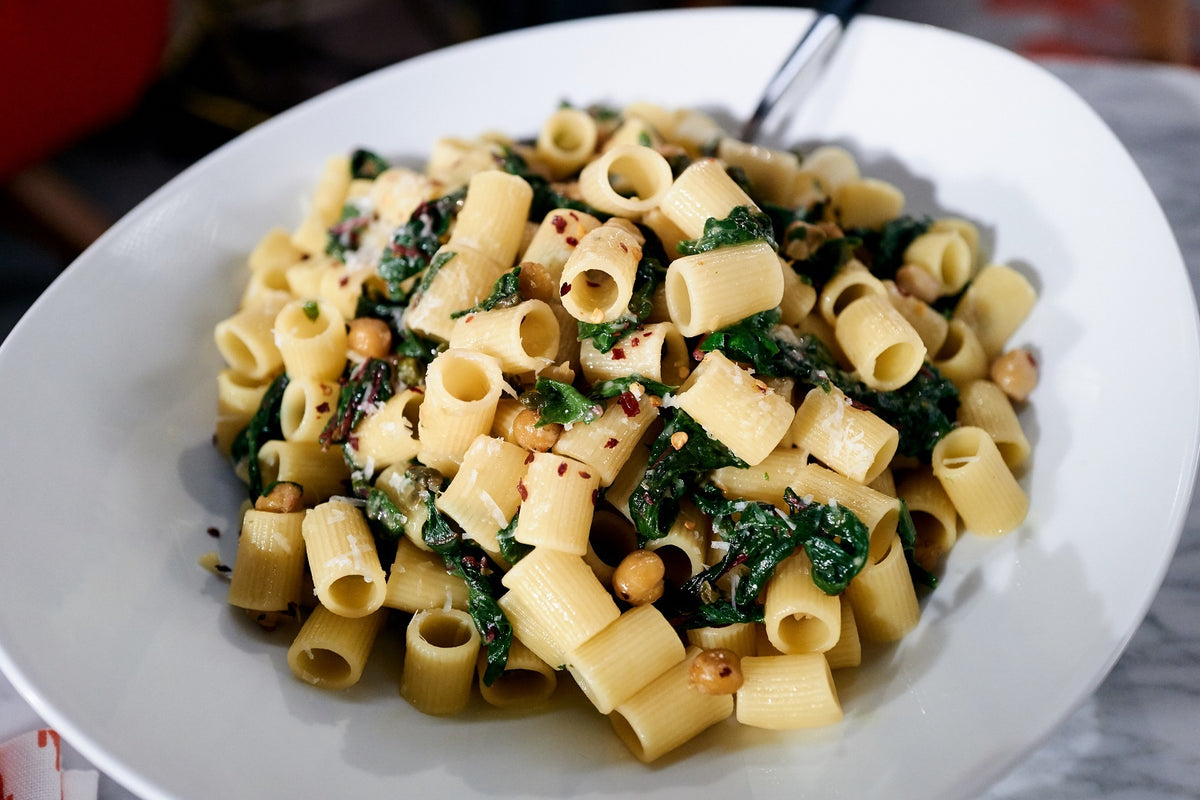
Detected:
left=0, top=730, right=96, bottom=800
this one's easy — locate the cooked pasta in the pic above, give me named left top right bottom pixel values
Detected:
left=212, top=102, right=1039, bottom=764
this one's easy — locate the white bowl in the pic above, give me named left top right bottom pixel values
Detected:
left=1, top=8, right=1196, bottom=800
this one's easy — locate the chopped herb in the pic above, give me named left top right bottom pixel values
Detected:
left=301, top=300, right=320, bottom=321
left=451, top=265, right=523, bottom=319
left=628, top=408, right=746, bottom=543
left=230, top=372, right=289, bottom=499
left=676, top=205, right=776, bottom=256
left=350, top=148, right=389, bottom=180
left=318, top=358, right=395, bottom=448
left=637, top=130, right=653, bottom=147
left=577, top=254, right=665, bottom=353
left=421, top=492, right=513, bottom=685
left=378, top=187, right=466, bottom=301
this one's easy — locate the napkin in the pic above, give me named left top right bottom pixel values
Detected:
left=0, top=729, right=97, bottom=800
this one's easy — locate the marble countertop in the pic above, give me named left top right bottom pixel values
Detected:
left=2, top=57, right=1199, bottom=800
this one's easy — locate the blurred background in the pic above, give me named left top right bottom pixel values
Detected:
left=2, top=0, right=1197, bottom=341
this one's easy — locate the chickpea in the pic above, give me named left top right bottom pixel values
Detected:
left=894, top=263, right=941, bottom=304
left=347, top=317, right=392, bottom=359
left=255, top=481, right=303, bottom=513
left=688, top=648, right=744, bottom=695
left=990, top=348, right=1038, bottom=402
left=611, top=549, right=665, bottom=605
left=511, top=408, right=562, bottom=452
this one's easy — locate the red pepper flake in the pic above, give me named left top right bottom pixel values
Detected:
left=604, top=437, right=619, bottom=449
left=316, top=402, right=330, bottom=413
left=560, top=283, right=572, bottom=296
left=347, top=434, right=360, bottom=450
left=557, top=462, right=568, bottom=476
left=339, top=275, right=350, bottom=287
left=619, top=242, right=628, bottom=253
left=591, top=488, right=599, bottom=505
left=206, top=527, right=221, bottom=538
left=565, top=236, right=579, bottom=246
left=586, top=279, right=601, bottom=288
left=579, top=470, right=591, bottom=479
left=464, top=313, right=475, bottom=323
left=517, top=479, right=528, bottom=500
left=524, top=451, right=536, bottom=465
left=552, top=214, right=567, bottom=233
left=569, top=212, right=579, bottom=220
left=630, top=337, right=640, bottom=347
left=617, top=391, right=640, bottom=417
left=612, top=347, right=626, bottom=360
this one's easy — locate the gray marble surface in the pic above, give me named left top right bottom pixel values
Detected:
left=2, top=58, right=1199, bottom=799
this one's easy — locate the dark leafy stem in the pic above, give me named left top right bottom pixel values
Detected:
left=230, top=372, right=289, bottom=500
left=377, top=187, right=466, bottom=301
left=318, top=358, right=395, bottom=448
left=421, top=493, right=513, bottom=685
left=496, top=147, right=607, bottom=221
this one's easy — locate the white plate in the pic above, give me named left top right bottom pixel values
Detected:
left=1, top=8, right=1196, bottom=800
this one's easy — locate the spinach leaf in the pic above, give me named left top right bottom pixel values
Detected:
left=628, top=408, right=746, bottom=543
left=664, top=485, right=869, bottom=629
left=450, top=265, right=523, bottom=319
left=326, top=201, right=372, bottom=263
left=896, top=499, right=939, bottom=590
left=496, top=147, right=606, bottom=221
left=230, top=372, right=289, bottom=500
left=377, top=187, right=465, bottom=301
left=848, top=215, right=932, bottom=281
left=318, top=358, right=395, bottom=448
left=576, top=255, right=666, bottom=353
left=421, top=493, right=513, bottom=685
left=676, top=205, right=777, bottom=256
left=589, top=375, right=676, bottom=402
left=496, top=512, right=532, bottom=565
left=696, top=310, right=958, bottom=459
left=349, top=148, right=389, bottom=180
left=520, top=378, right=605, bottom=428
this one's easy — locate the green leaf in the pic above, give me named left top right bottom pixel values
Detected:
left=451, top=265, right=523, bottom=319
left=576, top=255, right=665, bottom=353
left=848, top=215, right=932, bottom=281
left=325, top=201, right=372, bottom=263
left=230, top=372, right=289, bottom=500
left=350, top=148, right=389, bottom=180
left=421, top=492, right=513, bottom=685
left=496, top=512, right=532, bottom=565
left=318, top=358, right=395, bottom=448
left=896, top=499, right=939, bottom=590
left=676, top=205, right=777, bottom=256
left=378, top=187, right=465, bottom=301
left=301, top=300, right=320, bottom=321
left=521, top=378, right=604, bottom=428
left=628, top=408, right=746, bottom=543
left=497, top=147, right=607, bottom=220
left=697, top=311, right=958, bottom=459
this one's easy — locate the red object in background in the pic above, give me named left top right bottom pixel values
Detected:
left=0, top=0, right=170, bottom=179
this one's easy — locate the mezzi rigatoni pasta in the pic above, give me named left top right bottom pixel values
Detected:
left=212, top=101, right=1039, bottom=764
